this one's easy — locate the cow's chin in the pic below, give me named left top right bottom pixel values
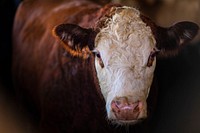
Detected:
left=110, top=119, right=144, bottom=126
left=108, top=113, right=147, bottom=125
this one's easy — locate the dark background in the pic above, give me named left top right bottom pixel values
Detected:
left=0, top=0, right=200, bottom=133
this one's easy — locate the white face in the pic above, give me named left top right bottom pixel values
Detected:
left=94, top=7, right=157, bottom=124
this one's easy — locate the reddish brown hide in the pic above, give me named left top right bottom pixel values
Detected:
left=12, top=0, right=198, bottom=133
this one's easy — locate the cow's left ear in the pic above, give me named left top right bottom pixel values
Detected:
left=52, top=24, right=97, bottom=59
left=156, top=21, right=199, bottom=57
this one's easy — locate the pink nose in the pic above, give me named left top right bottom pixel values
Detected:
left=111, top=97, right=141, bottom=120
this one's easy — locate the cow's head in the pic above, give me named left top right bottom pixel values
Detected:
left=53, top=6, right=199, bottom=125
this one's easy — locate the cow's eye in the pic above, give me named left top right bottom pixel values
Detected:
left=92, top=50, right=104, bottom=68
left=92, top=49, right=100, bottom=58
left=96, top=52, right=101, bottom=58
left=147, top=52, right=155, bottom=67
left=147, top=48, right=160, bottom=67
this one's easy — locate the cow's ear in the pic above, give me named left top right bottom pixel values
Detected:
left=156, top=21, right=199, bottom=57
left=52, top=24, right=97, bottom=59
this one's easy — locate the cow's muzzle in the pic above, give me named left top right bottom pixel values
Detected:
left=111, top=97, right=145, bottom=124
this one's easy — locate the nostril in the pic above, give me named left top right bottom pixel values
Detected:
left=115, top=100, right=121, bottom=107
left=111, top=101, right=120, bottom=113
left=130, top=102, right=139, bottom=111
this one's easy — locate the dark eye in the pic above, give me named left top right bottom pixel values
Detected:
left=96, top=52, right=101, bottom=58
left=147, top=48, right=160, bottom=67
left=92, top=50, right=104, bottom=68
left=147, top=52, right=155, bottom=67
left=92, top=50, right=100, bottom=58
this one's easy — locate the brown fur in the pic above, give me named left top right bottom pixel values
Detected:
left=12, top=0, right=198, bottom=133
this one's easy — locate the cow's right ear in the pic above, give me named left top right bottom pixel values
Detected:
left=52, top=24, right=97, bottom=59
left=155, top=21, right=199, bottom=57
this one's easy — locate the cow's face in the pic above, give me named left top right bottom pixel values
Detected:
left=94, top=7, right=156, bottom=124
left=53, top=6, right=199, bottom=125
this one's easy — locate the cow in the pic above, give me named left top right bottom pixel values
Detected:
left=12, top=0, right=199, bottom=133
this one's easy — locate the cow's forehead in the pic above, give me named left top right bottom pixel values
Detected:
left=95, top=6, right=156, bottom=63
